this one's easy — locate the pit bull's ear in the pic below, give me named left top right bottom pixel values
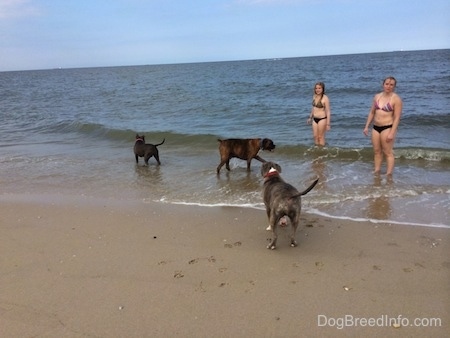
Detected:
left=261, top=163, right=266, bottom=176
left=261, top=162, right=270, bottom=176
left=275, top=163, right=281, bottom=173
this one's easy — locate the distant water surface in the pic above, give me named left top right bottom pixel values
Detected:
left=1, top=49, right=449, bottom=227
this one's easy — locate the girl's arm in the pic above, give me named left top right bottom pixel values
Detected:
left=324, top=95, right=331, bottom=130
left=387, top=95, right=403, bottom=142
left=363, top=98, right=377, bottom=136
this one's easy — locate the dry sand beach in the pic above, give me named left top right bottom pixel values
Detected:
left=2, top=49, right=449, bottom=338
left=0, top=194, right=448, bottom=337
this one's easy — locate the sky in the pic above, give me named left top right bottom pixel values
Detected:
left=1, top=0, right=449, bottom=71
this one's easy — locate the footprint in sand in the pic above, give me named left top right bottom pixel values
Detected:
left=188, top=256, right=216, bottom=264
left=224, top=241, right=242, bottom=248
left=174, top=271, right=184, bottom=278
left=315, top=261, right=324, bottom=270
left=195, top=282, right=206, bottom=293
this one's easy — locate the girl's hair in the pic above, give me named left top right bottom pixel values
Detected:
left=383, top=76, right=397, bottom=86
left=314, top=82, right=325, bottom=99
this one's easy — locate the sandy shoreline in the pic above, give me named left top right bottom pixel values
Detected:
left=1, top=194, right=449, bottom=337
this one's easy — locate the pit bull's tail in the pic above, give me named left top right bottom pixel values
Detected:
left=289, top=178, right=319, bottom=200
left=155, top=138, right=165, bottom=147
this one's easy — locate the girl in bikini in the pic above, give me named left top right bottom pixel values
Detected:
left=307, top=82, right=331, bottom=146
left=363, top=77, right=403, bottom=176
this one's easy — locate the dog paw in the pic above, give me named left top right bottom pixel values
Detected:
left=267, top=244, right=276, bottom=250
left=290, top=241, right=298, bottom=247
left=266, top=225, right=272, bottom=231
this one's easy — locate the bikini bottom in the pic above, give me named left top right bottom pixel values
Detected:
left=373, top=124, right=393, bottom=133
left=313, top=116, right=327, bottom=124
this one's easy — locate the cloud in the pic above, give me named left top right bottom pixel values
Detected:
left=0, top=0, right=41, bottom=19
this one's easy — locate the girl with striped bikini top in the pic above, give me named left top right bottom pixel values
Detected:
left=372, top=96, right=394, bottom=133
left=374, top=99, right=394, bottom=112
left=363, top=76, right=403, bottom=176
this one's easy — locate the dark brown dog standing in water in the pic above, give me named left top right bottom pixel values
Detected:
left=216, top=138, right=275, bottom=173
left=261, top=161, right=318, bottom=250
left=134, top=134, right=165, bottom=165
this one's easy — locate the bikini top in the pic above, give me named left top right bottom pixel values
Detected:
left=312, top=98, right=324, bottom=109
left=375, top=99, right=394, bottom=112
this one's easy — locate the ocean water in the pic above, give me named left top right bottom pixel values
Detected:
left=1, top=49, right=449, bottom=227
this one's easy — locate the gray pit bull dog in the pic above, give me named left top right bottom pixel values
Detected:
left=134, top=134, right=165, bottom=165
left=261, top=161, right=319, bottom=250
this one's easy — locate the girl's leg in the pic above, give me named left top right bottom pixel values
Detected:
left=312, top=122, right=319, bottom=145
left=371, top=130, right=383, bottom=174
left=316, top=119, right=327, bottom=146
left=380, top=130, right=395, bottom=175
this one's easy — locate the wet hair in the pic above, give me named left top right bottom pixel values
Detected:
left=383, top=76, right=397, bottom=86
left=314, top=82, right=325, bottom=99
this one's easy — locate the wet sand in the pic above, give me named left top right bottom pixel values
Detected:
left=0, top=194, right=449, bottom=337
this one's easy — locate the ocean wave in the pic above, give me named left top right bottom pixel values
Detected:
left=402, top=113, right=450, bottom=127
left=41, top=120, right=210, bottom=146
left=154, top=198, right=265, bottom=210
left=29, top=119, right=450, bottom=163
left=309, top=185, right=447, bottom=205
left=396, top=147, right=450, bottom=162
left=279, top=144, right=450, bottom=163
left=307, top=208, right=450, bottom=229
left=153, top=199, right=450, bottom=229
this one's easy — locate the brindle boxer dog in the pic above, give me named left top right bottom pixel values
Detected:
left=216, top=138, right=275, bottom=173
left=134, top=134, right=165, bottom=165
left=261, top=161, right=318, bottom=250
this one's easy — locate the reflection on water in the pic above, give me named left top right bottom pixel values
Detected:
left=367, top=195, right=392, bottom=220
left=311, top=157, right=327, bottom=189
left=216, top=170, right=261, bottom=194
left=366, top=175, right=393, bottom=220
left=133, top=164, right=164, bottom=190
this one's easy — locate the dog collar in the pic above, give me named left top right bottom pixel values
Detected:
left=135, top=138, right=144, bottom=143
